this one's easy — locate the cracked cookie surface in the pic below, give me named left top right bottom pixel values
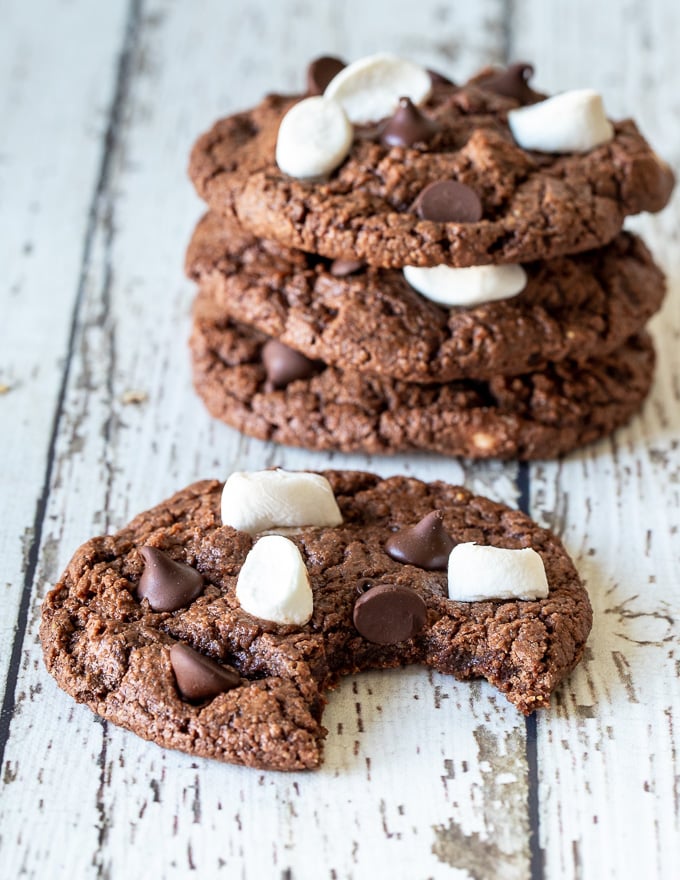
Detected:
left=188, top=75, right=673, bottom=268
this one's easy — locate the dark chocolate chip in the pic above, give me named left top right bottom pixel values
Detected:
left=329, top=258, right=366, bottom=277
left=413, top=179, right=483, bottom=223
left=170, top=643, right=240, bottom=702
left=306, top=55, right=346, bottom=95
left=385, top=511, right=455, bottom=571
left=380, top=97, right=440, bottom=148
left=479, top=62, right=536, bottom=104
left=353, top=584, right=427, bottom=645
left=137, top=546, right=204, bottom=612
left=428, top=68, right=455, bottom=87
left=262, top=339, right=320, bottom=389
left=356, top=578, right=374, bottom=595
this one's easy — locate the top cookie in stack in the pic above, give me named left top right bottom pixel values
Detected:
left=186, top=54, right=674, bottom=460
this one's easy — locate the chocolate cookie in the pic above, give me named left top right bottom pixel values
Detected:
left=41, top=471, right=592, bottom=770
left=186, top=211, right=665, bottom=383
left=189, top=286, right=655, bottom=460
left=188, top=68, right=673, bottom=268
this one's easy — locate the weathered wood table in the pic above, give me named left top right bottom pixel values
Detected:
left=1, top=1, right=678, bottom=877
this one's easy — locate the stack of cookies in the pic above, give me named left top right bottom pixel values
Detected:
left=186, top=55, right=674, bottom=460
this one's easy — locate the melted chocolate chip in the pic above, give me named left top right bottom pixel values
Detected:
left=380, top=97, right=440, bottom=148
left=479, top=62, right=537, bottom=104
left=413, top=179, right=483, bottom=223
left=306, top=55, right=346, bottom=95
left=353, top=584, right=427, bottom=645
left=329, top=258, right=366, bottom=277
left=137, top=546, right=204, bottom=612
left=170, top=643, right=240, bottom=702
left=262, top=339, right=319, bottom=389
left=385, top=511, right=455, bottom=571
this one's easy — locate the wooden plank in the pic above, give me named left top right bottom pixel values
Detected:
left=0, top=0, right=130, bottom=689
left=514, top=1, right=680, bottom=877
left=85, top=0, right=533, bottom=874
left=0, top=0, right=137, bottom=875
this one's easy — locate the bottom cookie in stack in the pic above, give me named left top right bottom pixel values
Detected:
left=190, top=285, right=655, bottom=460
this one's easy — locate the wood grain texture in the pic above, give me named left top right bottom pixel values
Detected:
left=1, top=0, right=678, bottom=877
left=515, top=1, right=680, bottom=877
left=0, top=0, right=136, bottom=874
left=0, top=0, right=129, bottom=693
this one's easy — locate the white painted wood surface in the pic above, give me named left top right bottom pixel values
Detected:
left=1, top=1, right=678, bottom=878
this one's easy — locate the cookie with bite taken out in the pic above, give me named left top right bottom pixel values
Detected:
left=41, top=469, right=591, bottom=770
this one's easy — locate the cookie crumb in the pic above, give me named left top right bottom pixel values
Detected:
left=0, top=383, right=11, bottom=395
left=121, top=389, right=148, bottom=405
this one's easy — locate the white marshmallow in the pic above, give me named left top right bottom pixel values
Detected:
left=236, top=535, right=313, bottom=625
left=508, top=89, right=614, bottom=153
left=221, top=469, right=343, bottom=534
left=448, top=542, right=549, bottom=602
left=324, top=52, right=431, bottom=125
left=275, top=96, right=353, bottom=179
left=403, top=263, right=527, bottom=308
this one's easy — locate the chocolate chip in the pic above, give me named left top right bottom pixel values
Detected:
left=262, top=339, right=319, bottom=389
left=385, top=511, right=455, bottom=571
left=306, top=56, right=346, bottom=95
left=479, top=62, right=536, bottom=104
left=329, top=258, right=366, bottom=277
left=170, top=643, right=240, bottom=702
left=356, top=578, right=374, bottom=595
left=413, top=180, right=483, bottom=223
left=353, top=584, right=427, bottom=645
left=137, top=546, right=204, bottom=612
left=380, top=97, right=440, bottom=148
left=353, top=122, right=384, bottom=141
left=428, top=68, right=455, bottom=87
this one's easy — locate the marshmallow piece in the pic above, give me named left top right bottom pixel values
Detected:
left=508, top=89, right=614, bottom=153
left=403, top=263, right=527, bottom=308
left=236, top=535, right=313, bottom=625
left=276, top=96, right=353, bottom=179
left=448, top=543, right=549, bottom=602
left=221, top=469, right=343, bottom=534
left=324, top=53, right=432, bottom=125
